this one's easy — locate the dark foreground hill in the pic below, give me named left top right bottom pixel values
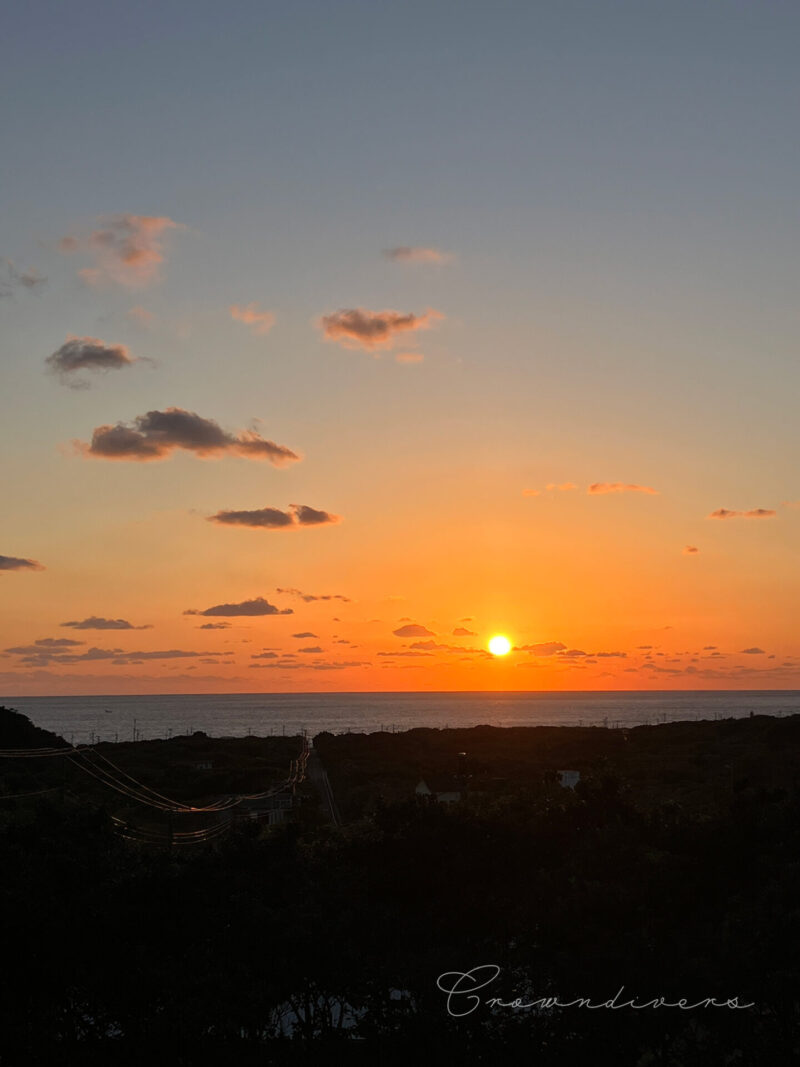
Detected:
left=0, top=707, right=798, bottom=1064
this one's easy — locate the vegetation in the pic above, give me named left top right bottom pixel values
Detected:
left=1, top=706, right=798, bottom=1063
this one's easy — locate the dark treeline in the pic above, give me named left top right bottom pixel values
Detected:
left=1, top=706, right=798, bottom=1064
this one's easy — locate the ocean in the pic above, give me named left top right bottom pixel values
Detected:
left=4, top=690, right=800, bottom=746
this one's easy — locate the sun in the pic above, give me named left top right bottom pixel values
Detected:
left=488, top=634, right=512, bottom=656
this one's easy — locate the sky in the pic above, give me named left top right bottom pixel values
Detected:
left=1, top=0, right=799, bottom=695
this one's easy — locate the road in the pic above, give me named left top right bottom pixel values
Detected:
left=307, top=745, right=342, bottom=827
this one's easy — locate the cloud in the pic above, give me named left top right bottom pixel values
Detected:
left=185, top=596, right=293, bottom=617
left=393, top=623, right=435, bottom=637
left=408, top=641, right=490, bottom=656
left=319, top=307, right=443, bottom=352
left=298, top=646, right=323, bottom=653
left=0, top=554, right=44, bottom=574
left=782, top=500, right=800, bottom=510
left=684, top=545, right=699, bottom=554
left=558, top=648, right=588, bottom=658
left=588, top=483, right=659, bottom=495
left=45, top=335, right=140, bottom=388
left=276, top=588, right=351, bottom=603
left=524, top=483, right=578, bottom=497
left=61, top=616, right=151, bottom=630
left=33, top=637, right=84, bottom=648
left=452, top=627, right=475, bottom=636
left=1, top=258, right=46, bottom=296
left=6, top=641, right=82, bottom=654
left=514, top=642, right=567, bottom=656
left=229, top=303, right=276, bottom=335
left=126, top=306, right=155, bottom=328
left=395, top=352, right=425, bottom=364
left=76, top=407, right=299, bottom=464
left=740, top=647, right=766, bottom=655
left=378, top=650, right=434, bottom=658
left=384, top=246, right=453, bottom=264
left=251, top=651, right=279, bottom=660
left=292, top=504, right=339, bottom=526
left=197, top=622, right=230, bottom=630
left=57, top=214, right=180, bottom=288
left=292, top=632, right=318, bottom=638
left=207, top=502, right=341, bottom=534
left=708, top=508, right=776, bottom=520
left=209, top=507, right=294, bottom=529
left=5, top=644, right=205, bottom=667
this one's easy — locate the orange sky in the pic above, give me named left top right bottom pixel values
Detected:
left=3, top=4, right=800, bottom=695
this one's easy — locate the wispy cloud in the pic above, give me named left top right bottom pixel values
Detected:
left=126, top=306, right=155, bottom=329
left=276, top=588, right=351, bottom=603
left=0, top=554, right=44, bottom=574
left=708, top=508, right=776, bottom=520
left=1, top=258, right=46, bottom=296
left=76, top=407, right=299, bottom=464
left=514, top=641, right=567, bottom=656
left=185, top=596, right=293, bottom=618
left=319, top=307, right=443, bottom=352
left=229, top=303, right=276, bottom=335
left=588, top=483, right=659, bottom=495
left=684, top=545, right=699, bottom=554
left=524, top=482, right=578, bottom=497
left=384, top=246, right=453, bottom=264
left=45, top=335, right=141, bottom=388
left=209, top=504, right=339, bottom=529
left=58, top=214, right=181, bottom=288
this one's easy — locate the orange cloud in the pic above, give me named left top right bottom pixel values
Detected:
left=58, top=214, right=180, bottom=288
left=588, top=483, right=659, bottom=495
left=708, top=508, right=776, bottom=520
left=229, top=303, right=276, bottom=335
left=319, top=307, right=443, bottom=352
left=684, top=545, right=699, bottom=554
left=126, top=306, right=155, bottom=328
left=395, top=352, right=424, bottom=364
left=384, top=246, right=453, bottom=264
left=76, top=407, right=299, bottom=464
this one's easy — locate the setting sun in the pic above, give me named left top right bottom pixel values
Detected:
left=488, top=635, right=512, bottom=657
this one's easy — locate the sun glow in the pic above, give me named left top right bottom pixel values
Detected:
left=488, top=635, right=512, bottom=656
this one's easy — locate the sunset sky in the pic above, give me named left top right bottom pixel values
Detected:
left=2, top=1, right=799, bottom=695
